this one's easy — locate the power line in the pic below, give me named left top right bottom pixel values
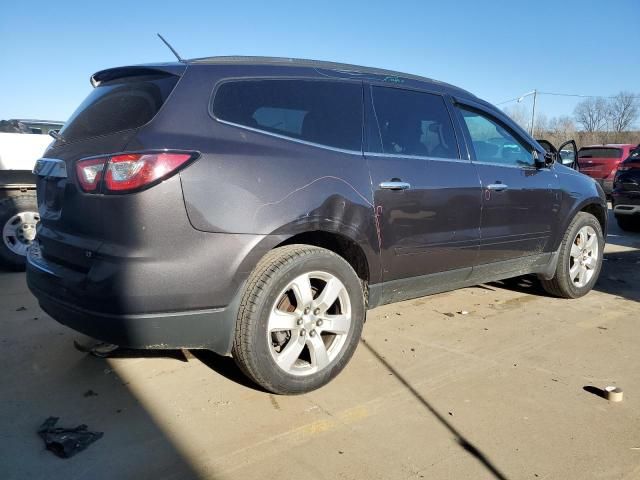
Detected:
left=495, top=96, right=522, bottom=106
left=496, top=91, right=640, bottom=106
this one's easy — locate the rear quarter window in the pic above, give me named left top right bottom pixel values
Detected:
left=60, top=73, right=179, bottom=142
left=211, top=79, right=363, bottom=151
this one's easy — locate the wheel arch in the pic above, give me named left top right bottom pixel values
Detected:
left=233, top=222, right=381, bottom=307
left=276, top=230, right=371, bottom=283
left=580, top=202, right=607, bottom=236
left=554, top=197, right=607, bottom=251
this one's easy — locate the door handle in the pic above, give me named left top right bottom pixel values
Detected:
left=486, top=183, right=508, bottom=191
left=379, top=181, right=411, bottom=191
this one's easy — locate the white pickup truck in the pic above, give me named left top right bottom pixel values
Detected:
left=0, top=120, right=63, bottom=268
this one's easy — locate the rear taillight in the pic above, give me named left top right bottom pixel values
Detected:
left=75, top=151, right=198, bottom=194
left=76, top=157, right=107, bottom=192
left=617, top=163, right=639, bottom=172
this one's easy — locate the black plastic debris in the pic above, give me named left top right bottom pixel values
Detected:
left=37, top=417, right=103, bottom=458
left=73, top=337, right=189, bottom=361
left=73, top=339, right=119, bottom=358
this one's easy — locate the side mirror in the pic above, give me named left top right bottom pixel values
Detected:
left=543, top=151, right=556, bottom=166
left=533, top=150, right=554, bottom=168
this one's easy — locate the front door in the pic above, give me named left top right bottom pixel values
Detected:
left=365, top=85, right=482, bottom=289
left=454, top=104, right=560, bottom=268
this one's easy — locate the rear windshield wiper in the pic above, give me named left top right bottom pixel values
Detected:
left=49, top=130, right=65, bottom=143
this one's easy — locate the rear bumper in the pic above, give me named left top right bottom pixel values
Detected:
left=611, top=189, right=640, bottom=216
left=31, top=278, right=242, bottom=354
left=26, top=230, right=279, bottom=354
left=613, top=205, right=640, bottom=215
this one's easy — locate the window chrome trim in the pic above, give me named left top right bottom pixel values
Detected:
left=214, top=118, right=364, bottom=156
left=33, top=158, right=67, bottom=178
left=363, top=151, right=469, bottom=164
left=471, top=160, right=538, bottom=170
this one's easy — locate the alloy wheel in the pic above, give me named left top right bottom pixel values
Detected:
left=267, top=271, right=352, bottom=376
left=569, top=225, right=599, bottom=288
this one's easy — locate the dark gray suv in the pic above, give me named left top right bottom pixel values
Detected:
left=27, top=57, right=607, bottom=394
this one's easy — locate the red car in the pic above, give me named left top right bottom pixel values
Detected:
left=578, top=144, right=638, bottom=194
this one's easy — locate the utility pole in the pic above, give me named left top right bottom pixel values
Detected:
left=517, top=90, right=538, bottom=136
left=530, top=89, right=537, bottom=137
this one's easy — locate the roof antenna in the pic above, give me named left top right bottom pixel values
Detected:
left=157, top=33, right=185, bottom=63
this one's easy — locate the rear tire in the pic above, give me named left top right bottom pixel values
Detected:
left=541, top=212, right=604, bottom=298
left=232, top=245, right=365, bottom=394
left=616, top=215, right=640, bottom=232
left=0, top=193, right=39, bottom=270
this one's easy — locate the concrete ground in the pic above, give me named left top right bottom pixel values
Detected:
left=2, top=210, right=639, bottom=480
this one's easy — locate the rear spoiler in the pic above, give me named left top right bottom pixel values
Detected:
left=90, top=64, right=187, bottom=87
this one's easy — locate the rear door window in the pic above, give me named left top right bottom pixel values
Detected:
left=60, top=73, right=179, bottom=142
left=211, top=79, right=363, bottom=151
left=369, top=86, right=458, bottom=159
left=578, top=148, right=621, bottom=159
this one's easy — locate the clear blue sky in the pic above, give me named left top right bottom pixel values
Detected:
left=1, top=0, right=638, bottom=122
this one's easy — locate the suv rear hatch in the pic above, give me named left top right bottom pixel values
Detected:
left=35, top=65, right=185, bottom=271
left=578, top=147, right=622, bottom=179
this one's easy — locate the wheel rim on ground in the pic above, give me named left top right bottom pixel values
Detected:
left=2, top=211, right=39, bottom=256
left=267, top=271, right=352, bottom=376
left=569, top=225, right=599, bottom=288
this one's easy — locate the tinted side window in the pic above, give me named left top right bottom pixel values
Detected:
left=212, top=80, right=363, bottom=151
left=458, top=107, right=534, bottom=167
left=370, top=87, right=458, bottom=159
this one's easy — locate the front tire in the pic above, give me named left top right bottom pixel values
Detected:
left=232, top=245, right=365, bottom=394
left=541, top=212, right=604, bottom=298
left=0, top=193, right=39, bottom=270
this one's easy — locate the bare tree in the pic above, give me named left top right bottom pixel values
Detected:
left=503, top=104, right=529, bottom=131
left=536, top=115, right=577, bottom=146
left=548, top=116, right=575, bottom=138
left=533, top=113, right=550, bottom=138
left=607, top=91, right=639, bottom=133
left=574, top=97, right=608, bottom=132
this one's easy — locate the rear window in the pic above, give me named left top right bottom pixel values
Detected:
left=578, top=148, right=621, bottom=159
left=59, top=73, right=179, bottom=142
left=211, top=79, right=363, bottom=151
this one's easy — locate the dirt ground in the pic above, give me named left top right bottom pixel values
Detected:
left=2, top=209, right=639, bottom=480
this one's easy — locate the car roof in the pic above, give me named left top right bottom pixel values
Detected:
left=187, top=55, right=476, bottom=98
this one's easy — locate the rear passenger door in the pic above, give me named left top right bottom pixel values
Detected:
left=454, top=103, right=560, bottom=268
left=365, top=84, right=482, bottom=289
